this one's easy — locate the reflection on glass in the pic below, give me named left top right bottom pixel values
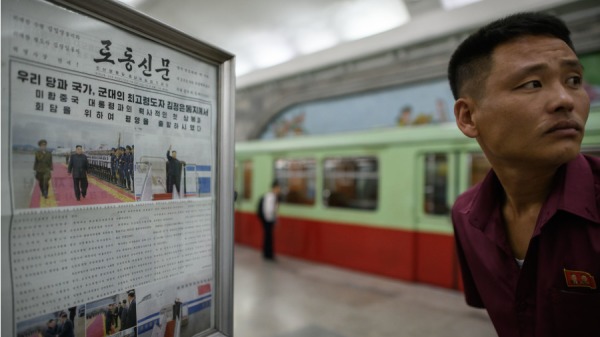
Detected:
left=424, top=153, right=448, bottom=215
left=469, top=153, right=491, bottom=187
left=467, top=149, right=600, bottom=191
left=323, top=157, right=378, bottom=210
left=582, top=148, right=600, bottom=157
left=274, top=158, right=316, bottom=205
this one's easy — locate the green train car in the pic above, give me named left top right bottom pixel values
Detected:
left=234, top=107, right=600, bottom=290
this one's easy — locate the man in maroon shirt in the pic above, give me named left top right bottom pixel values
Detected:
left=448, top=12, right=600, bottom=337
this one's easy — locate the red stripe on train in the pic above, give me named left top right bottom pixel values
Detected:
left=235, top=211, right=462, bottom=290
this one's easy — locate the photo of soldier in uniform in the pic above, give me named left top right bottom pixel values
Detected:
left=33, top=139, right=53, bottom=199
left=11, top=115, right=135, bottom=209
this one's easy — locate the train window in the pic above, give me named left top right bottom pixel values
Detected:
left=467, top=150, right=600, bottom=188
left=323, top=157, right=378, bottom=210
left=424, top=153, right=449, bottom=215
left=274, top=158, right=316, bottom=205
left=242, top=160, right=253, bottom=200
left=582, top=149, right=600, bottom=157
left=469, top=153, right=492, bottom=187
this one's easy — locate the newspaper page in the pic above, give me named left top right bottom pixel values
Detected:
left=2, top=1, right=219, bottom=337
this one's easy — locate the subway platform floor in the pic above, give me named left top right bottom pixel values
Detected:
left=233, top=245, right=496, bottom=337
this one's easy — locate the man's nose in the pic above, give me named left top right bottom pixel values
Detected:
left=547, top=82, right=576, bottom=114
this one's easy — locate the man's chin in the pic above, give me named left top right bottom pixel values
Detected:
left=545, top=147, right=581, bottom=166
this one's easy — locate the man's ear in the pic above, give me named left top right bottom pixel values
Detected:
left=454, top=98, right=479, bottom=138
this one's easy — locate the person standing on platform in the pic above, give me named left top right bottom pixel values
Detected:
left=257, top=180, right=280, bottom=261
left=448, top=12, right=599, bottom=337
left=57, top=312, right=74, bottom=337
left=166, top=145, right=183, bottom=196
left=68, top=145, right=89, bottom=201
left=34, top=139, right=53, bottom=199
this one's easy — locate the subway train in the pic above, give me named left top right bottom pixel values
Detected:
left=234, top=107, right=600, bottom=290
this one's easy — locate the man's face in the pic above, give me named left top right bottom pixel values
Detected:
left=76, top=147, right=83, bottom=155
left=172, top=151, right=177, bottom=159
left=48, top=321, right=56, bottom=328
left=464, top=35, right=589, bottom=167
left=40, top=143, right=47, bottom=151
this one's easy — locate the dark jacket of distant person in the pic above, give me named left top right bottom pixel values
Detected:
left=43, top=324, right=56, bottom=337
left=68, top=152, right=89, bottom=178
left=166, top=151, right=182, bottom=180
left=120, top=302, right=128, bottom=326
left=123, top=298, right=136, bottom=329
left=58, top=318, right=74, bottom=337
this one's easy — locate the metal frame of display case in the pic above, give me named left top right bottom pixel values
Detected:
left=2, top=0, right=235, bottom=336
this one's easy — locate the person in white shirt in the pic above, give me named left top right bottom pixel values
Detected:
left=258, top=180, right=280, bottom=260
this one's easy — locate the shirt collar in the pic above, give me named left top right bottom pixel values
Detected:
left=463, top=168, right=502, bottom=231
left=555, top=154, right=600, bottom=224
left=464, top=154, right=600, bottom=231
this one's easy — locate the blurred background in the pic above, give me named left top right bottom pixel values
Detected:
left=117, top=1, right=600, bottom=336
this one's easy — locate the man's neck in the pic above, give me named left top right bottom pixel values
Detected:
left=495, top=163, right=560, bottom=260
left=494, top=162, right=559, bottom=216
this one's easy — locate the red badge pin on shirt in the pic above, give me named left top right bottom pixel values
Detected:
left=564, top=269, right=597, bottom=289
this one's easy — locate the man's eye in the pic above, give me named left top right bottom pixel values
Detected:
left=520, top=80, right=542, bottom=89
left=567, top=76, right=582, bottom=88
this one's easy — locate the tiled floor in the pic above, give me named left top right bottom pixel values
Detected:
left=233, top=245, right=496, bottom=337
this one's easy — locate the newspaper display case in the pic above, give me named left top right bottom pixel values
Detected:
left=1, top=0, right=235, bottom=336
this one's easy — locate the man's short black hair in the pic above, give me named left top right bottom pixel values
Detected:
left=448, top=12, right=574, bottom=100
left=272, top=180, right=279, bottom=188
left=75, top=145, right=82, bottom=149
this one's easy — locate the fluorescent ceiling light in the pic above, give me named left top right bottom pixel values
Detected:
left=440, top=0, right=483, bottom=10
left=294, top=29, right=340, bottom=54
left=244, top=32, right=296, bottom=68
left=115, top=0, right=147, bottom=7
left=334, top=0, right=410, bottom=40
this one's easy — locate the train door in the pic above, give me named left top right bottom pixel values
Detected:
left=413, top=151, right=460, bottom=289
